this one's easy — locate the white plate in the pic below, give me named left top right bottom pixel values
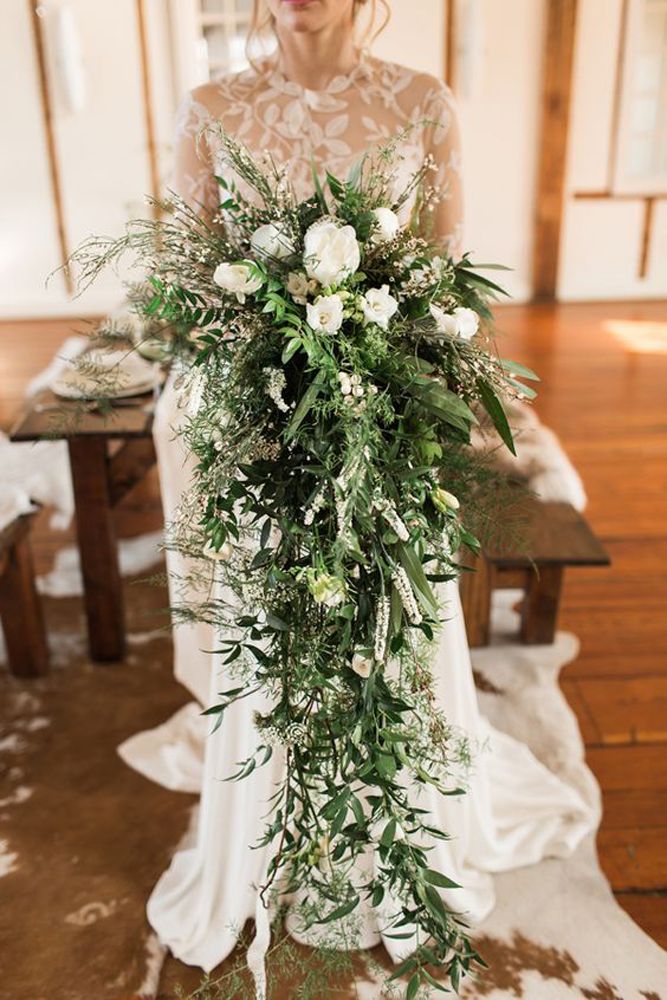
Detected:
left=49, top=349, right=159, bottom=400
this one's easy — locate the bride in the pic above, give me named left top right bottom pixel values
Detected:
left=119, top=0, right=595, bottom=986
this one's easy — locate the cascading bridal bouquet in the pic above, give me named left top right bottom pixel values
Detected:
left=68, top=124, right=538, bottom=998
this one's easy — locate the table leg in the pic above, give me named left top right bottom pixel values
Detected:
left=68, top=437, right=125, bottom=662
left=521, top=564, right=563, bottom=644
left=0, top=533, right=49, bottom=677
left=459, top=554, right=493, bottom=647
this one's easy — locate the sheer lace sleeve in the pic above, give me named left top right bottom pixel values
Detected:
left=171, top=91, right=220, bottom=222
left=421, top=81, right=464, bottom=259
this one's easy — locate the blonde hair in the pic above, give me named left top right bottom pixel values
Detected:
left=247, top=0, right=391, bottom=65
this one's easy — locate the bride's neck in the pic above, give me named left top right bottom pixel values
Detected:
left=275, top=25, right=359, bottom=89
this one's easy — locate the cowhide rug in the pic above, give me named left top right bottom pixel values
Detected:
left=2, top=580, right=665, bottom=1000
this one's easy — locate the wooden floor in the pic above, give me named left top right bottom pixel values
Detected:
left=1, top=301, right=666, bottom=949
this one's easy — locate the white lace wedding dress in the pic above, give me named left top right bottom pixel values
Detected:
left=119, top=52, right=596, bottom=982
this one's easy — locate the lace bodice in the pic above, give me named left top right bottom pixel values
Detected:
left=172, top=52, right=464, bottom=256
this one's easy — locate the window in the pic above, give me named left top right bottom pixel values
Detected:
left=614, top=0, right=667, bottom=193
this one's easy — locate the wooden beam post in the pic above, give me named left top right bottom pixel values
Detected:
left=533, top=0, right=579, bottom=301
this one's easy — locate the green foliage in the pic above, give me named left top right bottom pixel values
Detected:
left=65, top=125, right=539, bottom=998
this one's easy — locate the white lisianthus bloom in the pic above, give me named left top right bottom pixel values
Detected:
left=360, top=285, right=399, bottom=330
left=453, top=306, right=480, bottom=341
left=351, top=652, right=373, bottom=678
left=307, top=570, right=347, bottom=607
left=303, top=219, right=360, bottom=287
left=203, top=539, right=233, bottom=560
left=429, top=302, right=460, bottom=337
left=306, top=294, right=345, bottom=335
left=286, top=271, right=310, bottom=305
left=250, top=222, right=296, bottom=261
left=369, top=206, right=400, bottom=244
left=429, top=302, right=480, bottom=341
left=213, top=262, right=262, bottom=303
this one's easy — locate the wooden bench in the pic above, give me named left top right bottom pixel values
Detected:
left=459, top=498, right=610, bottom=647
left=10, top=389, right=159, bottom=664
left=0, top=511, right=49, bottom=677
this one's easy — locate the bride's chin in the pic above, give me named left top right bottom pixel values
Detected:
left=276, top=0, right=322, bottom=28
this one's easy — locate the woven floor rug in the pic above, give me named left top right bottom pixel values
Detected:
left=1, top=583, right=665, bottom=1000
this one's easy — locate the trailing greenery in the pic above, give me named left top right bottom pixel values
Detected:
left=65, top=123, right=538, bottom=998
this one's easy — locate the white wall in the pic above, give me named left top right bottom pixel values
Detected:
left=0, top=0, right=176, bottom=319
left=0, top=3, right=65, bottom=313
left=559, top=0, right=667, bottom=299
left=375, top=0, right=547, bottom=302
left=455, top=0, right=547, bottom=302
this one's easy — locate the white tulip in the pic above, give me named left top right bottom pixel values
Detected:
left=250, top=222, right=296, bottom=261
left=369, top=206, right=400, bottom=244
left=360, top=285, right=398, bottom=330
left=306, top=294, right=345, bottom=335
left=303, top=219, right=360, bottom=287
left=213, top=262, right=262, bottom=303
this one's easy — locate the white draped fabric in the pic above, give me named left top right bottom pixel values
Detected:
left=118, top=52, right=597, bottom=981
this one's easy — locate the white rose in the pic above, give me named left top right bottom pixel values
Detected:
left=303, top=219, right=360, bottom=287
left=306, top=294, right=345, bottom=335
left=203, top=539, right=233, bottom=561
left=351, top=653, right=373, bottom=678
left=360, top=285, right=398, bottom=330
left=453, top=306, right=479, bottom=341
left=370, top=207, right=400, bottom=244
left=213, top=262, right=262, bottom=303
left=250, top=222, right=296, bottom=261
left=286, top=271, right=310, bottom=305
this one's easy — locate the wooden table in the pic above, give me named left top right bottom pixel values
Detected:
left=460, top=498, right=611, bottom=647
left=0, top=511, right=49, bottom=677
left=10, top=390, right=158, bottom=663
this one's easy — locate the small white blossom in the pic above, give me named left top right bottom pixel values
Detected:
left=286, top=271, right=310, bottom=304
left=360, top=285, right=399, bottom=330
left=213, top=261, right=262, bottom=303
left=430, top=303, right=480, bottom=341
left=306, top=294, right=345, bottom=335
left=369, top=207, right=400, bottom=244
left=351, top=652, right=373, bottom=678
left=307, top=569, right=347, bottom=607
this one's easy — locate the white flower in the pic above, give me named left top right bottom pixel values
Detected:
left=213, top=262, right=262, bottom=303
left=250, top=222, right=296, bottom=261
left=303, top=219, right=360, bottom=287
left=429, top=303, right=480, bottom=341
left=307, top=570, right=347, bottom=607
left=360, top=285, right=398, bottom=330
left=369, top=207, right=400, bottom=244
left=306, top=294, right=344, bottom=335
left=286, top=271, right=310, bottom=304
left=429, top=303, right=460, bottom=337
left=453, top=306, right=480, bottom=341
left=351, top=653, right=373, bottom=678
left=203, top=539, right=233, bottom=561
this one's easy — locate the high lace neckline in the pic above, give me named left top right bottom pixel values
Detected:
left=263, top=49, right=372, bottom=99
